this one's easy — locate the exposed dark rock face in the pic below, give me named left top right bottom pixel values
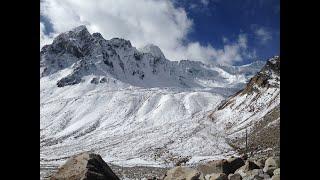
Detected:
left=50, top=152, right=119, bottom=180
left=242, top=56, right=280, bottom=95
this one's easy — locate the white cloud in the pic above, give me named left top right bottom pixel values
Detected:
left=40, top=0, right=252, bottom=65
left=254, top=27, right=272, bottom=44
left=200, top=0, right=209, bottom=6
left=40, top=22, right=56, bottom=49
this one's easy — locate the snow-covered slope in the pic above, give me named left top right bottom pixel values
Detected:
left=209, top=56, right=280, bottom=153
left=40, top=26, right=267, bottom=170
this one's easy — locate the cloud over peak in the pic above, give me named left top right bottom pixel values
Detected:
left=41, top=0, right=254, bottom=65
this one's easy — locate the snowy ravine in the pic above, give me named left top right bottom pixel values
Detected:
left=40, top=26, right=266, bottom=171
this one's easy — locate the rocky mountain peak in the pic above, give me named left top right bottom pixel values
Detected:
left=139, top=44, right=165, bottom=59
left=241, top=56, right=280, bottom=94
left=108, top=37, right=132, bottom=49
left=261, top=56, right=280, bottom=75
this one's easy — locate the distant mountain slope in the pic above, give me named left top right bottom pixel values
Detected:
left=40, top=26, right=271, bottom=175
left=209, top=56, right=280, bottom=155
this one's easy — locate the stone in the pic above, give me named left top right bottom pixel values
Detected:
left=205, top=173, right=227, bottom=180
left=163, top=166, right=204, bottom=180
left=263, top=157, right=280, bottom=176
left=197, top=160, right=228, bottom=175
left=197, top=158, right=244, bottom=176
left=226, top=157, right=245, bottom=174
left=273, top=168, right=280, bottom=176
left=271, top=174, right=280, bottom=180
left=241, top=169, right=270, bottom=180
left=235, top=160, right=260, bottom=177
left=50, top=152, right=119, bottom=180
left=228, top=173, right=242, bottom=180
left=253, top=159, right=265, bottom=169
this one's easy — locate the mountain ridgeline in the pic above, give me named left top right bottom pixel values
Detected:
left=40, top=25, right=264, bottom=91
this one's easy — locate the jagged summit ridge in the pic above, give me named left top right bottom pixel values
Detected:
left=40, top=25, right=264, bottom=90
left=139, top=44, right=165, bottom=59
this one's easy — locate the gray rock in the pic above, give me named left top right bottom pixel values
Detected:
left=205, top=173, right=227, bottom=180
left=226, top=157, right=245, bottom=174
left=253, top=159, right=265, bottom=169
left=90, top=77, right=99, bottom=84
left=228, top=173, right=242, bottom=180
left=271, top=174, right=280, bottom=180
left=197, top=160, right=228, bottom=175
left=50, top=152, right=119, bottom=180
left=263, top=157, right=280, bottom=176
left=163, top=166, right=204, bottom=180
left=241, top=169, right=270, bottom=180
left=235, top=160, right=260, bottom=177
left=197, top=158, right=244, bottom=176
left=273, top=168, right=280, bottom=176
left=99, top=77, right=107, bottom=83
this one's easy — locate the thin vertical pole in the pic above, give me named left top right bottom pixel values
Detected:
left=245, top=128, right=248, bottom=155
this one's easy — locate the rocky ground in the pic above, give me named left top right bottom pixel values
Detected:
left=41, top=162, right=169, bottom=180
left=44, top=152, right=280, bottom=180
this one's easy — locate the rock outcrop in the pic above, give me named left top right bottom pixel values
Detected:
left=50, top=152, right=119, bottom=180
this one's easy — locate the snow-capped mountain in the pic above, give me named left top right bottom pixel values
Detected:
left=40, top=26, right=268, bottom=172
left=40, top=25, right=263, bottom=92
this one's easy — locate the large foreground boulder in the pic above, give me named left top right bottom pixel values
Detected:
left=197, top=157, right=244, bottom=176
left=163, top=166, right=204, bottom=180
left=50, top=152, right=119, bottom=180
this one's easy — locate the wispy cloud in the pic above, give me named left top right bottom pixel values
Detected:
left=254, top=26, right=272, bottom=44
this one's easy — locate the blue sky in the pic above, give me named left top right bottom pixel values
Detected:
left=173, top=0, right=280, bottom=64
left=40, top=0, right=279, bottom=65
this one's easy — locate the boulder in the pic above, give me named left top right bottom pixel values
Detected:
left=241, top=169, right=270, bottom=180
left=235, top=160, right=260, bottom=177
left=253, top=159, right=265, bottom=169
left=197, top=158, right=244, bottom=176
left=273, top=168, right=280, bottom=176
left=228, top=173, right=242, bottom=180
left=163, top=166, right=204, bottom=180
left=50, top=152, right=119, bottom=180
left=205, top=173, right=227, bottom=180
left=263, top=157, right=280, bottom=176
left=197, top=160, right=228, bottom=175
left=271, top=175, right=280, bottom=180
left=226, top=157, right=245, bottom=174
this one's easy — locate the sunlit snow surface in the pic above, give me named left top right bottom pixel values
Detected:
left=40, top=70, right=243, bottom=168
